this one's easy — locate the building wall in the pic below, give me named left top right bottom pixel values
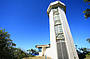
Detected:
left=48, top=9, right=58, bottom=59
left=39, top=52, right=42, bottom=56
left=58, top=7, right=79, bottom=59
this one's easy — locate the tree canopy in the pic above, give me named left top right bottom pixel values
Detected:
left=86, top=38, right=90, bottom=43
left=0, top=28, right=31, bottom=59
left=83, top=0, right=90, bottom=18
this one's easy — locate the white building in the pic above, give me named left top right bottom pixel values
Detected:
left=36, top=1, right=79, bottom=59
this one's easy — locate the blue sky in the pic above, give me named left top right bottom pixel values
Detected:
left=0, top=0, right=90, bottom=50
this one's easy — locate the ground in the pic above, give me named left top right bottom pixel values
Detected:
left=23, top=55, right=90, bottom=59
left=23, top=56, right=51, bottom=59
left=85, top=55, right=90, bottom=59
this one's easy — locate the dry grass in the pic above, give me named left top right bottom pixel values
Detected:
left=85, top=55, right=90, bottom=59
left=23, top=56, right=51, bottom=59
left=23, top=55, right=90, bottom=59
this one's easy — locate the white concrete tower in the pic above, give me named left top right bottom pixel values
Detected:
left=47, top=1, right=79, bottom=59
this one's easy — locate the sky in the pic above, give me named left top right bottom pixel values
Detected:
left=0, top=0, right=90, bottom=51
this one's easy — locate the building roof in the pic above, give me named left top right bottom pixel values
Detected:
left=35, top=44, right=50, bottom=48
left=47, top=1, right=66, bottom=15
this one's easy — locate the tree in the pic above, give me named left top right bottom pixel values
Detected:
left=77, top=48, right=88, bottom=59
left=83, top=0, right=90, bottom=18
left=27, top=49, right=39, bottom=56
left=0, top=28, right=29, bottom=59
left=83, top=9, right=90, bottom=18
left=76, top=46, right=90, bottom=59
left=86, top=38, right=90, bottom=43
left=13, top=48, right=29, bottom=59
left=0, top=28, right=16, bottom=59
left=84, top=0, right=90, bottom=2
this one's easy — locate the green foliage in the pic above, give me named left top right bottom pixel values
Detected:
left=86, top=38, right=90, bottom=43
left=77, top=47, right=90, bottom=59
left=0, top=28, right=31, bottom=59
left=83, top=0, right=90, bottom=18
left=13, top=48, right=29, bottom=59
left=0, top=28, right=16, bottom=59
left=27, top=49, right=39, bottom=56
left=84, top=0, right=88, bottom=2
left=83, top=9, right=90, bottom=18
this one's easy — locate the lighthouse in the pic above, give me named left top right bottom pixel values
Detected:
left=46, top=1, right=79, bottom=59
